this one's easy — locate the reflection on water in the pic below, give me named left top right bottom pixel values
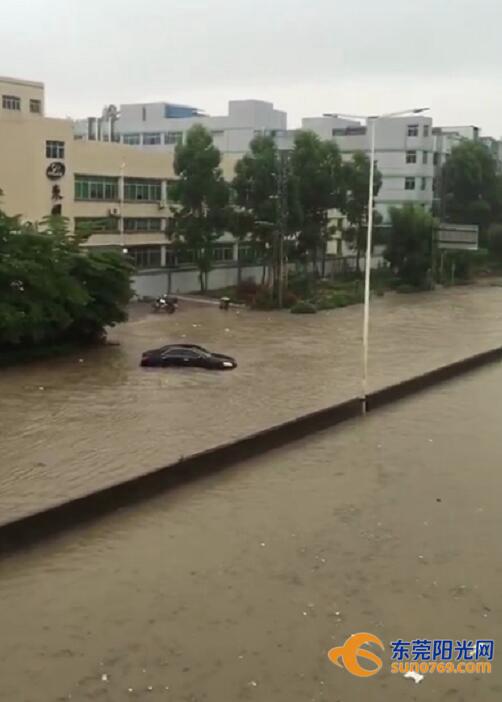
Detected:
left=0, top=363, right=501, bottom=701
left=1, top=285, right=502, bottom=521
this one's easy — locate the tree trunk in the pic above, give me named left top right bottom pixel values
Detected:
left=237, top=258, right=242, bottom=288
left=355, top=241, right=361, bottom=276
left=321, top=246, right=327, bottom=279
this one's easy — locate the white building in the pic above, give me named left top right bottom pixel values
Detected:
left=74, top=99, right=287, bottom=156
left=301, top=114, right=434, bottom=224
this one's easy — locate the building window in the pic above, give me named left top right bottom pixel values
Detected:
left=124, top=178, right=162, bottom=202
left=75, top=175, right=119, bottom=201
left=433, top=152, right=440, bottom=166
left=165, top=132, right=183, bottom=145
left=74, top=217, right=119, bottom=233
left=124, top=218, right=163, bottom=232
left=212, top=245, right=234, bottom=263
left=407, top=124, right=419, bottom=137
left=424, top=125, right=430, bottom=137
left=405, top=177, right=416, bottom=190
left=406, top=150, right=417, bottom=164
left=123, top=133, right=140, bottom=145
left=421, top=177, right=427, bottom=191
left=128, top=246, right=162, bottom=269
left=211, top=130, right=224, bottom=138
left=46, top=140, right=65, bottom=159
left=176, top=248, right=197, bottom=265
left=143, top=133, right=161, bottom=145
left=423, top=151, right=429, bottom=164
left=238, top=245, right=260, bottom=263
left=142, top=106, right=147, bottom=121
left=30, top=99, right=41, bottom=114
left=332, top=126, right=366, bottom=137
left=2, top=95, right=21, bottom=110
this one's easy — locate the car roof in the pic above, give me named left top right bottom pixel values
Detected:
left=158, top=343, right=208, bottom=352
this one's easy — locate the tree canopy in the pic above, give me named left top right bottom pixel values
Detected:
left=0, top=212, right=132, bottom=351
left=168, top=125, right=230, bottom=291
left=385, top=204, right=435, bottom=288
left=442, top=141, right=502, bottom=233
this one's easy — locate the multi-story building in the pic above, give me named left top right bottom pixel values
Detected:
left=0, top=76, right=256, bottom=296
left=74, top=99, right=287, bottom=156
left=301, top=114, right=435, bottom=224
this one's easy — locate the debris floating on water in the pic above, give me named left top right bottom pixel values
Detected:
left=404, top=671, right=424, bottom=684
left=248, top=681, right=258, bottom=687
left=101, top=674, right=108, bottom=682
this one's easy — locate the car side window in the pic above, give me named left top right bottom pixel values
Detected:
left=161, top=349, right=181, bottom=359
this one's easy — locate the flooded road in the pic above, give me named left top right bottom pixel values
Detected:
left=2, top=285, right=502, bottom=522
left=0, top=362, right=501, bottom=701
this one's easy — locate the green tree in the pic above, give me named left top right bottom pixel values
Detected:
left=232, top=135, right=282, bottom=286
left=342, top=151, right=383, bottom=274
left=168, top=125, right=229, bottom=292
left=442, top=141, right=502, bottom=235
left=385, top=204, right=436, bottom=288
left=290, top=131, right=344, bottom=275
left=0, top=212, right=132, bottom=350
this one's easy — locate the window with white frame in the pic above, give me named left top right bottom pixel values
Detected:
left=143, top=133, right=161, bottom=145
left=421, top=177, right=427, bottom=191
left=75, top=175, right=118, bottom=201
left=407, top=124, right=419, bottom=137
left=165, top=132, right=183, bottom=145
left=124, top=178, right=162, bottom=202
left=128, top=246, right=162, bottom=269
left=212, top=245, right=234, bottom=263
left=30, top=99, right=41, bottom=114
left=123, top=133, right=141, bottom=145
left=423, top=151, right=429, bottom=164
left=46, top=140, right=65, bottom=159
left=2, top=95, right=20, bottom=110
left=406, top=150, right=417, bottom=164
left=405, top=177, right=416, bottom=190
left=124, top=218, right=163, bottom=232
left=423, top=125, right=430, bottom=137
left=74, top=217, right=119, bottom=233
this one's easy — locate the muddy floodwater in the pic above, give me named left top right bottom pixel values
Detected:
left=1, top=361, right=501, bottom=701
left=2, top=285, right=502, bottom=522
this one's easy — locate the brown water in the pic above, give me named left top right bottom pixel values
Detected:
left=2, top=285, right=502, bottom=522
left=0, top=362, right=501, bottom=701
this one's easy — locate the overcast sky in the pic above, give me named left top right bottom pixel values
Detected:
left=1, top=0, right=500, bottom=135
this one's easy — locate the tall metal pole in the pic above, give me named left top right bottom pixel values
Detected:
left=362, top=117, right=376, bottom=412
left=278, top=150, right=288, bottom=309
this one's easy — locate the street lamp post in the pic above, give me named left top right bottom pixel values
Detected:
left=325, top=108, right=429, bottom=411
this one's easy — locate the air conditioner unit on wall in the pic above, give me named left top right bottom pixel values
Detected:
left=158, top=200, right=167, bottom=210
left=108, top=207, right=120, bottom=216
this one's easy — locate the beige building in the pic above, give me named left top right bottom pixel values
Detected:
left=0, top=76, right=242, bottom=276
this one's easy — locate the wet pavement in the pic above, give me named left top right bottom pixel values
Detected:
left=2, top=285, right=502, bottom=522
left=0, top=361, right=501, bottom=701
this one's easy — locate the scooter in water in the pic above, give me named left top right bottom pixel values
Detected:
left=152, top=295, right=178, bottom=314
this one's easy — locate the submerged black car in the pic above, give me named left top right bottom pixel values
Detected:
left=140, top=344, right=237, bottom=370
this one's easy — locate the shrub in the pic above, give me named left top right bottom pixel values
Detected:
left=291, top=301, right=318, bottom=314
left=236, top=277, right=259, bottom=300
left=283, top=290, right=298, bottom=308
left=395, top=283, right=419, bottom=294
left=252, top=287, right=275, bottom=310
